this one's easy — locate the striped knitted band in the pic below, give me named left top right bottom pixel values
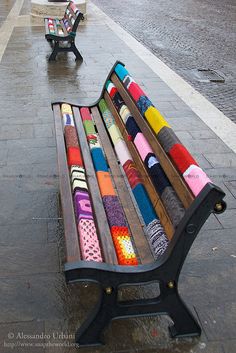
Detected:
left=72, top=179, right=88, bottom=193
left=145, top=219, right=169, bottom=259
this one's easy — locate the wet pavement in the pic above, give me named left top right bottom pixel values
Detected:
left=93, top=0, right=236, bottom=123
left=0, top=1, right=236, bottom=352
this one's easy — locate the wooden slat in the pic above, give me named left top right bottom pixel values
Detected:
left=91, top=106, right=154, bottom=264
left=53, top=104, right=81, bottom=263
left=104, top=92, right=174, bottom=239
left=111, top=74, right=194, bottom=209
left=73, top=107, right=118, bottom=265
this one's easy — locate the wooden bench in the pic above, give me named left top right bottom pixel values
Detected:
left=44, top=1, right=84, bottom=61
left=51, top=61, right=226, bottom=347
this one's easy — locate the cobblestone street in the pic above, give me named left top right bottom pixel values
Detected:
left=93, top=0, right=236, bottom=123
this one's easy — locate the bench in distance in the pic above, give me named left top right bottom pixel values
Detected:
left=44, top=1, right=84, bottom=61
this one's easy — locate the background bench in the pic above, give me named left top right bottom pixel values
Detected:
left=52, top=61, right=226, bottom=346
left=44, top=1, right=84, bottom=61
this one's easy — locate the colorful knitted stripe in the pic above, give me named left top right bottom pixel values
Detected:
left=105, top=83, right=185, bottom=228
left=60, top=104, right=102, bottom=262
left=80, top=106, right=138, bottom=266
left=114, top=63, right=212, bottom=196
left=99, top=98, right=154, bottom=224
left=70, top=1, right=80, bottom=15
left=63, top=19, right=72, bottom=33
left=47, top=18, right=65, bottom=36
left=47, top=19, right=56, bottom=35
left=98, top=99, right=169, bottom=259
left=63, top=2, right=81, bottom=32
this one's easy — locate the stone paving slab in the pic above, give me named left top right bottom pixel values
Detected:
left=0, top=1, right=235, bottom=352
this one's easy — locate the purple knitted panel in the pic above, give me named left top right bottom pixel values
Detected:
left=74, top=190, right=94, bottom=221
left=102, top=195, right=128, bottom=228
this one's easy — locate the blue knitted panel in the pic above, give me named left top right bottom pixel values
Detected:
left=137, top=96, right=153, bottom=116
left=115, top=63, right=129, bottom=81
left=91, top=148, right=108, bottom=172
left=132, top=183, right=157, bottom=225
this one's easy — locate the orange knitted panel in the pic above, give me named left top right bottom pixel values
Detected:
left=111, top=226, right=138, bottom=266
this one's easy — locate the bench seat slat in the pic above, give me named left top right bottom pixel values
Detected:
left=53, top=104, right=81, bottom=263
left=111, top=74, right=194, bottom=209
left=91, top=106, right=154, bottom=264
left=73, top=107, right=118, bottom=265
left=104, top=92, right=175, bottom=239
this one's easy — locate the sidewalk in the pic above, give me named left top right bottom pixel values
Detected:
left=0, top=1, right=235, bottom=352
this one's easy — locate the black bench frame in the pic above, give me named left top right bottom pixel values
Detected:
left=44, top=2, right=84, bottom=61
left=52, top=61, right=226, bottom=347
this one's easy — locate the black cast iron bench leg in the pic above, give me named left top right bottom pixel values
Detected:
left=166, top=290, right=201, bottom=338
left=75, top=287, right=117, bottom=346
left=75, top=281, right=201, bottom=346
left=49, top=42, right=59, bottom=61
left=71, top=42, right=83, bottom=61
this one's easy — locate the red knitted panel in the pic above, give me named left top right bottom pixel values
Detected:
left=128, top=82, right=146, bottom=102
left=110, top=87, right=117, bottom=98
left=80, top=107, right=92, bottom=121
left=67, top=147, right=83, bottom=167
left=123, top=159, right=142, bottom=189
left=169, top=143, right=198, bottom=174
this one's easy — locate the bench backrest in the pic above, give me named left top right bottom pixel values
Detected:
left=97, top=62, right=226, bottom=257
left=63, top=1, right=84, bottom=35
